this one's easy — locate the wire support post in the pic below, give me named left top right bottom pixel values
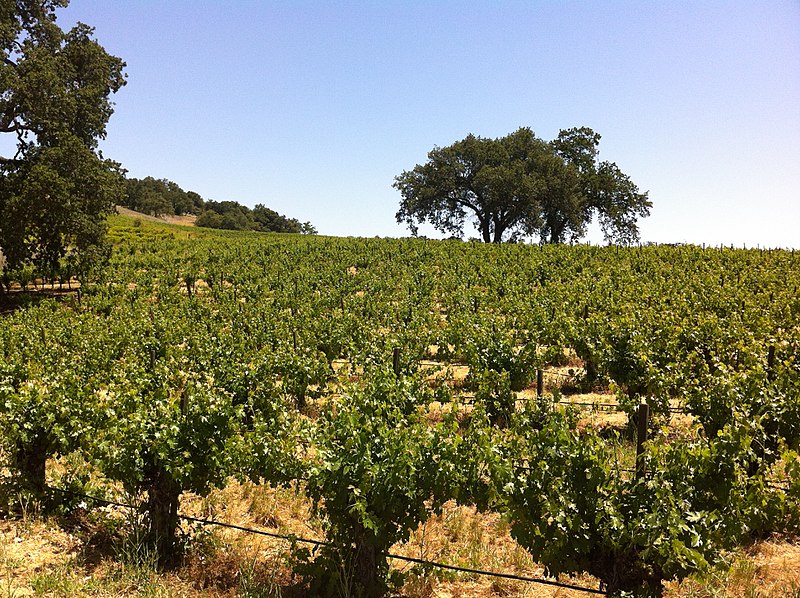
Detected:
left=635, top=401, right=650, bottom=480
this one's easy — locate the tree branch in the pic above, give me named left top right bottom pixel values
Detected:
left=0, top=105, right=25, bottom=134
left=456, top=190, right=481, bottom=217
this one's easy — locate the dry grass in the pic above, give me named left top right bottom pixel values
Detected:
left=2, top=469, right=798, bottom=597
left=0, top=519, right=80, bottom=590
left=666, top=540, right=800, bottom=597
left=115, top=205, right=197, bottom=227
left=392, top=502, right=600, bottom=598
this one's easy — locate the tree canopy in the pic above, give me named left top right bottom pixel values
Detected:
left=394, top=127, right=651, bottom=244
left=0, top=0, right=126, bottom=276
left=196, top=199, right=317, bottom=235
left=123, top=177, right=204, bottom=217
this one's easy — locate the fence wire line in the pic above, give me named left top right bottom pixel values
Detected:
left=541, top=369, right=580, bottom=379
left=510, top=466, right=792, bottom=489
left=555, top=400, right=624, bottom=410
left=514, top=397, right=690, bottom=416
left=47, top=486, right=605, bottom=595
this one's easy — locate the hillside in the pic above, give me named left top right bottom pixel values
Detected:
left=115, top=205, right=198, bottom=227
left=1, top=219, right=799, bottom=596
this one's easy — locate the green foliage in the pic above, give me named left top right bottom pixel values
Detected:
left=92, top=365, right=242, bottom=499
left=0, top=2, right=126, bottom=277
left=463, top=323, right=539, bottom=392
left=272, top=347, right=330, bottom=410
left=253, top=203, right=316, bottom=234
left=0, top=303, right=108, bottom=504
left=305, top=369, right=462, bottom=596
left=194, top=199, right=315, bottom=234
left=394, top=126, right=650, bottom=244
left=471, top=369, right=515, bottom=427
left=1, top=219, right=799, bottom=591
left=123, top=177, right=204, bottom=216
left=498, top=406, right=796, bottom=596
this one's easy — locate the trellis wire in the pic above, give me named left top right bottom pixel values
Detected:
left=46, top=486, right=606, bottom=595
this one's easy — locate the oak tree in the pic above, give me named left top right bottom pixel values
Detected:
left=0, top=0, right=126, bottom=277
left=394, top=127, right=651, bottom=244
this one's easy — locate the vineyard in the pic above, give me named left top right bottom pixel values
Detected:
left=1, top=214, right=799, bottom=597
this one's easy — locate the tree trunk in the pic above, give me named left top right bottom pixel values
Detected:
left=145, top=465, right=182, bottom=569
left=295, top=388, right=307, bottom=411
left=481, top=221, right=491, bottom=243
left=492, top=215, right=505, bottom=243
left=584, top=355, right=598, bottom=385
left=12, top=436, right=49, bottom=497
left=351, top=523, right=385, bottom=598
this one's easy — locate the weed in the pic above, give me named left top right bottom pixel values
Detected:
left=29, top=563, right=82, bottom=595
left=237, top=546, right=283, bottom=598
left=399, top=570, right=434, bottom=598
left=0, top=538, right=20, bottom=598
left=115, top=495, right=160, bottom=577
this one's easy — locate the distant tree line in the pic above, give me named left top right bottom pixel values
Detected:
left=196, top=200, right=317, bottom=234
left=122, top=177, right=316, bottom=234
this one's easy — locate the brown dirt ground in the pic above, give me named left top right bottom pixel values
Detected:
left=2, top=497, right=798, bottom=597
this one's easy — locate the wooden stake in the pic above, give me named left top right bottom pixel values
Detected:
left=392, top=347, right=401, bottom=377
left=767, top=345, right=776, bottom=382
left=635, top=401, right=650, bottom=480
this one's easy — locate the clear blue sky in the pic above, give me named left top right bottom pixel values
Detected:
left=58, top=1, right=799, bottom=247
